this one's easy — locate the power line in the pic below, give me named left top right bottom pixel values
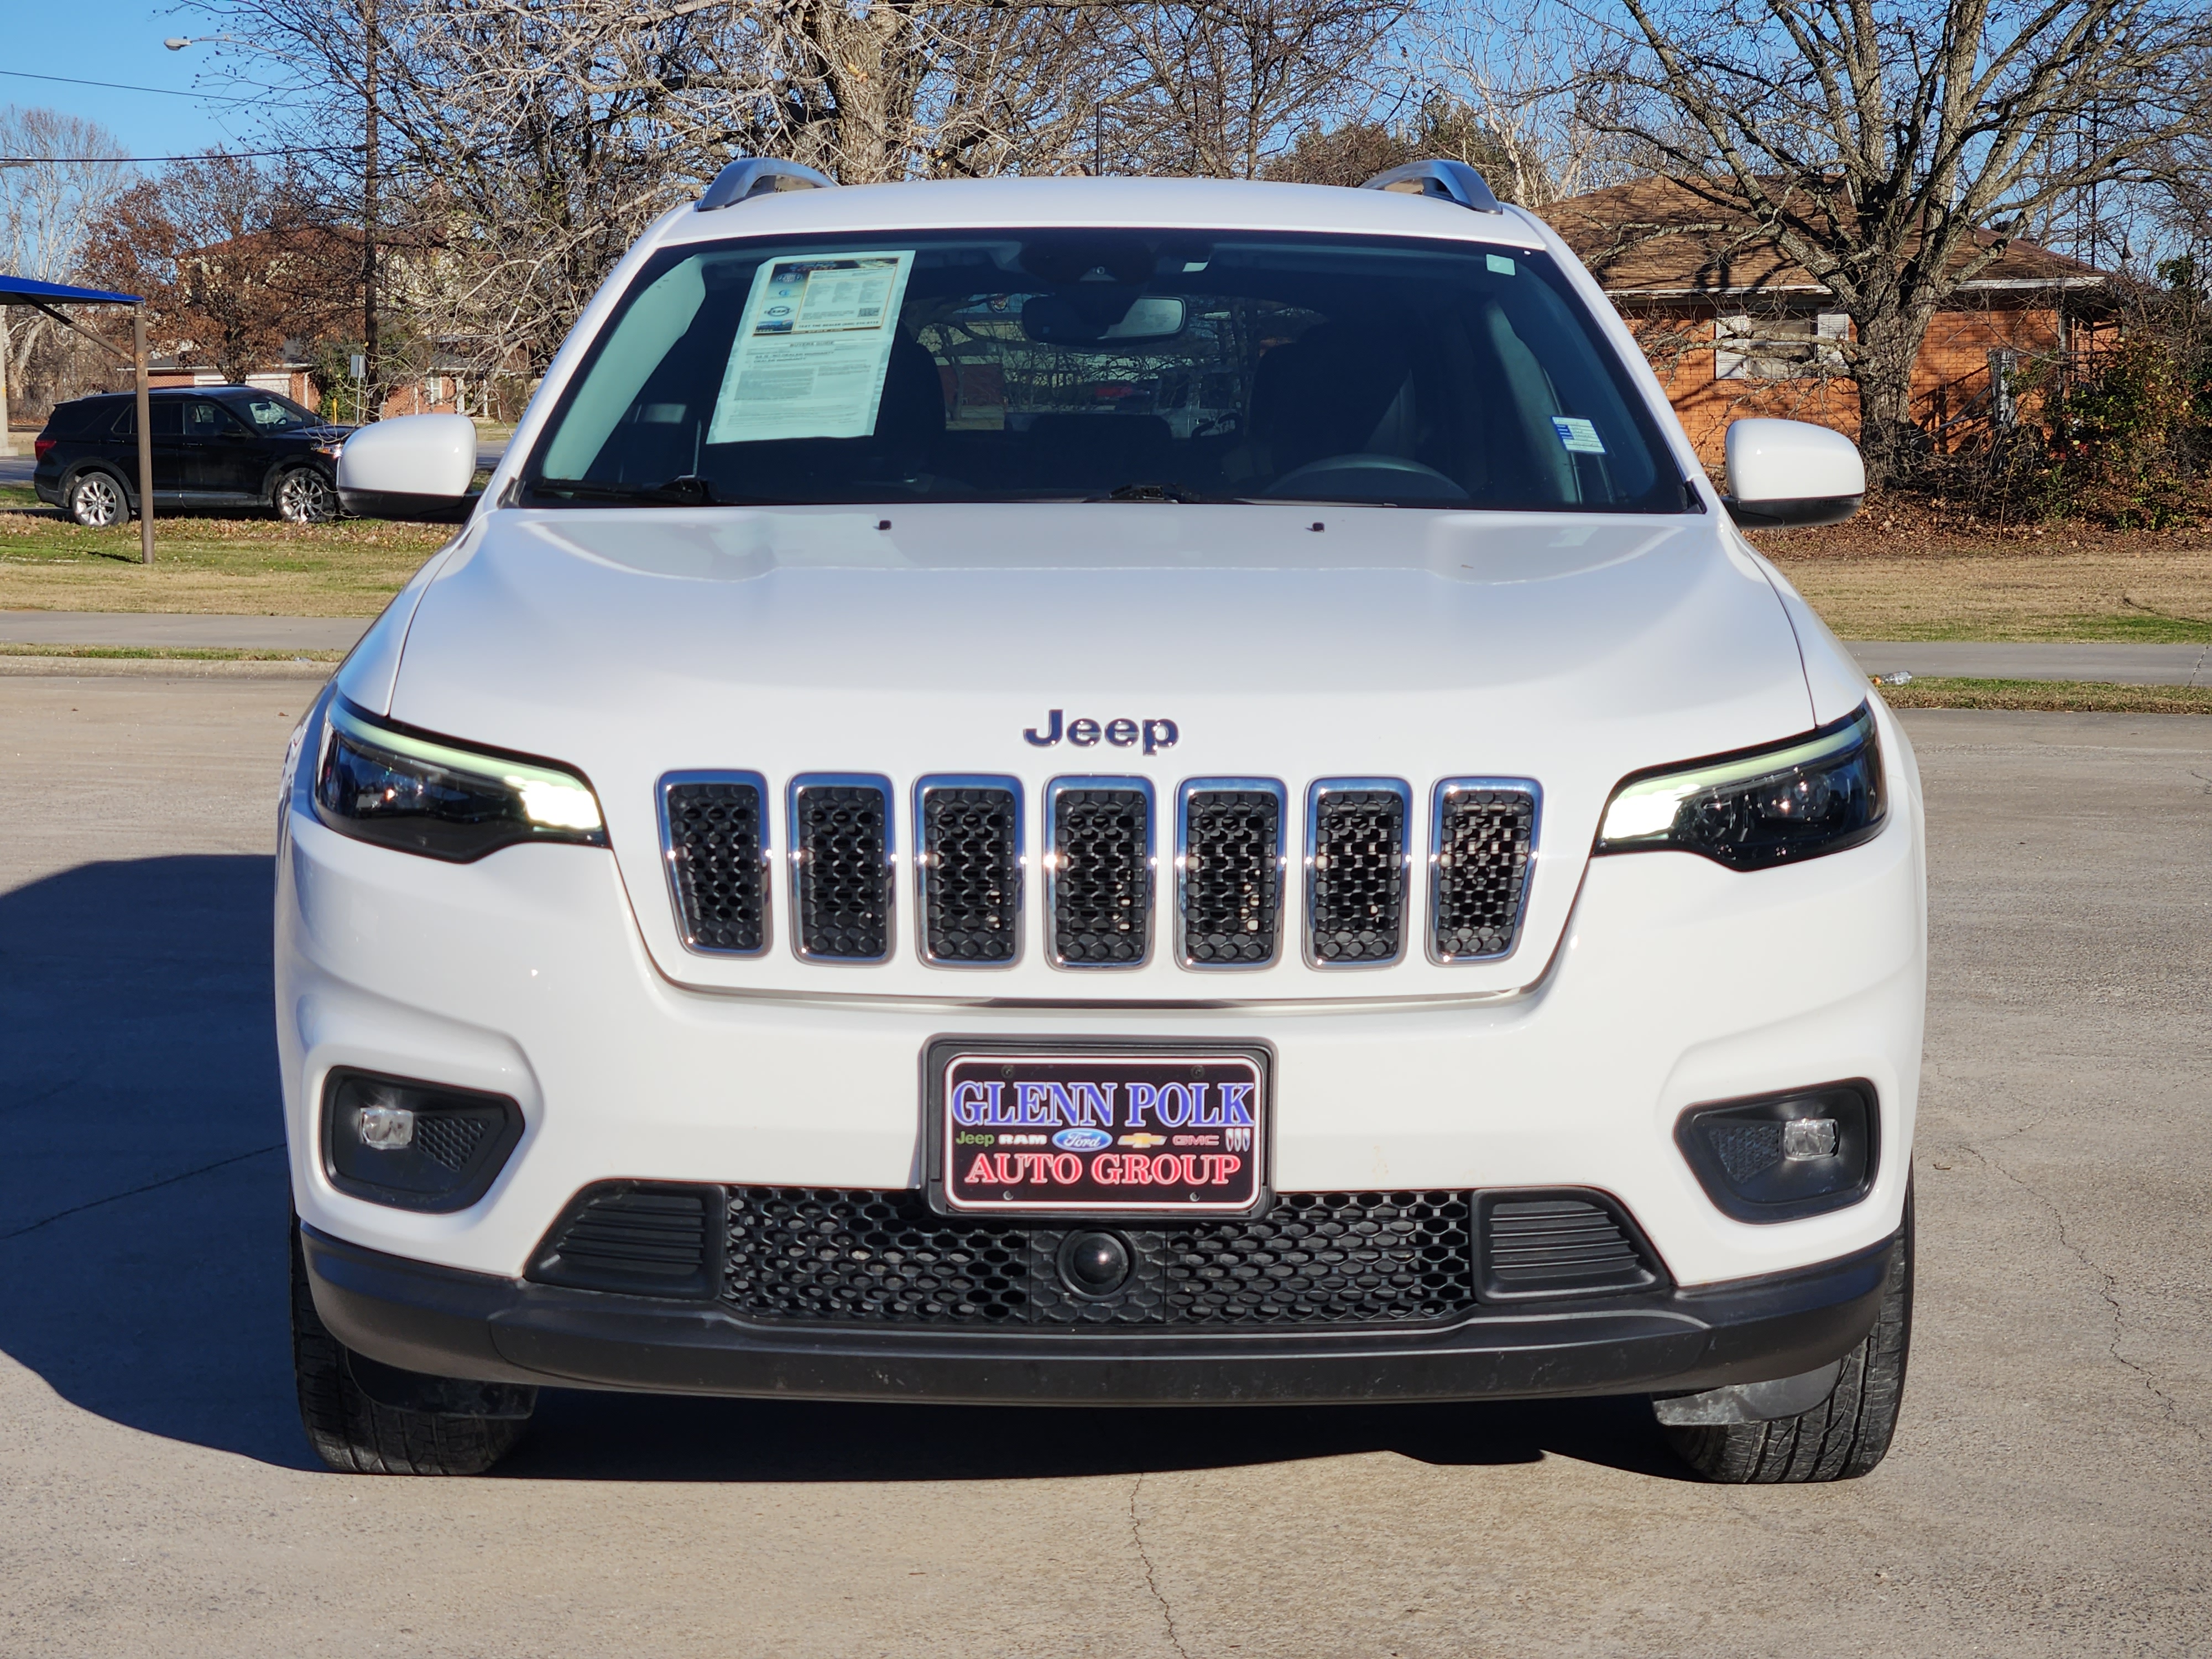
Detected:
left=0, top=145, right=359, bottom=164
left=0, top=67, right=268, bottom=105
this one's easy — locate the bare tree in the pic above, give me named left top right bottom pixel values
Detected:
left=0, top=107, right=134, bottom=411
left=1575, top=0, right=2212, bottom=482
left=1414, top=0, right=1636, bottom=209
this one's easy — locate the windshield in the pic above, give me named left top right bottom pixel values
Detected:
left=522, top=230, right=1687, bottom=512
left=228, top=391, right=322, bottom=432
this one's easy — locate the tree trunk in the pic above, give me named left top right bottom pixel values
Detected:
left=1848, top=295, right=1938, bottom=490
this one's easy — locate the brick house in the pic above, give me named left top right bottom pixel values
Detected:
left=1546, top=176, right=2109, bottom=465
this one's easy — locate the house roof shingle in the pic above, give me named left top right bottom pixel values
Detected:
left=1544, top=175, right=2104, bottom=300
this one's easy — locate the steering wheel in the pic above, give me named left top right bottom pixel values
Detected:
left=1259, top=453, right=1469, bottom=502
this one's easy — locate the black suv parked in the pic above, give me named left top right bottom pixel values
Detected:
left=33, top=385, right=354, bottom=526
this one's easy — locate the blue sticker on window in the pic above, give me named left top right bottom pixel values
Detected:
left=1551, top=416, right=1606, bottom=455
left=1486, top=254, right=1516, bottom=275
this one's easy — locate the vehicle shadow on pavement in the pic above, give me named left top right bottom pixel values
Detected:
left=0, top=856, right=311, bottom=1471
left=502, top=1389, right=1694, bottom=1483
left=0, top=855, right=1690, bottom=1485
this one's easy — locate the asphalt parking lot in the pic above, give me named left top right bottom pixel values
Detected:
left=2, top=673, right=2205, bottom=1657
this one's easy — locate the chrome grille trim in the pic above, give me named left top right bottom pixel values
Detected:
left=1303, top=778, right=1413, bottom=969
left=914, top=775, right=1024, bottom=968
left=786, top=773, right=896, bottom=964
left=1175, top=778, right=1287, bottom=971
left=656, top=770, right=771, bottom=958
left=1044, top=776, right=1155, bottom=970
left=1428, top=778, right=1540, bottom=965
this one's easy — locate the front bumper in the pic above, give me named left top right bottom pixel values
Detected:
left=304, top=1221, right=1897, bottom=1405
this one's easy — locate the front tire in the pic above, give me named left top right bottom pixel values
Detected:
left=66, top=469, right=132, bottom=528
left=1662, top=1189, right=1913, bottom=1483
left=274, top=466, right=338, bottom=524
left=290, top=1224, right=534, bottom=1475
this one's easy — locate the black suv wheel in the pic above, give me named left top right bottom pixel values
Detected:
left=274, top=466, right=338, bottom=524
left=290, top=1224, right=535, bottom=1475
left=1660, top=1190, right=1913, bottom=1483
left=66, top=469, right=132, bottom=528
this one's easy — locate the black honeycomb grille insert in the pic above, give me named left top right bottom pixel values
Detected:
left=794, top=783, right=890, bottom=959
left=1308, top=789, right=1407, bottom=963
left=1051, top=788, right=1150, bottom=965
left=1478, top=1192, right=1660, bottom=1300
left=413, top=1113, right=487, bottom=1171
left=921, top=786, right=1019, bottom=963
left=1432, top=787, right=1536, bottom=960
left=722, top=1188, right=1479, bottom=1327
left=1181, top=790, right=1281, bottom=966
left=664, top=780, right=765, bottom=953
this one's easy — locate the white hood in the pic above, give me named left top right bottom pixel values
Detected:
left=369, top=502, right=1818, bottom=1001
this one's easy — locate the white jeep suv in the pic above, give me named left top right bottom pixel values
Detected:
left=284, top=159, right=1922, bottom=1483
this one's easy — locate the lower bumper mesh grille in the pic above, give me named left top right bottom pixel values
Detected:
left=723, top=1188, right=1479, bottom=1327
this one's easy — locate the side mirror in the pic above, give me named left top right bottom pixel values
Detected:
left=1723, top=419, right=1864, bottom=529
left=337, top=413, right=479, bottom=521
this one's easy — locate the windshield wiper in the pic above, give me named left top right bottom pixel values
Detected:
left=1095, top=481, right=1206, bottom=503
left=525, top=475, right=716, bottom=506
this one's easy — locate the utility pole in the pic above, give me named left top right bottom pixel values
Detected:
left=362, top=0, right=380, bottom=422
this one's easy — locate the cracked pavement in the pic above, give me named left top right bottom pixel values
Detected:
left=1, top=680, right=2207, bottom=1657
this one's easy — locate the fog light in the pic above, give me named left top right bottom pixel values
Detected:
left=324, top=1070, right=522, bottom=1213
left=358, top=1100, right=415, bottom=1149
left=1675, top=1082, right=1876, bottom=1223
left=1783, top=1117, right=1839, bottom=1161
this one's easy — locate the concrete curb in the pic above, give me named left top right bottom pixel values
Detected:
left=0, top=655, right=337, bottom=680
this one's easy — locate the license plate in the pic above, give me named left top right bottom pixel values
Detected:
left=929, top=1045, right=1268, bottom=1217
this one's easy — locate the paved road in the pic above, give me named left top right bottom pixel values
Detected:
left=1849, top=638, right=2212, bottom=686
left=0, top=677, right=2206, bottom=1656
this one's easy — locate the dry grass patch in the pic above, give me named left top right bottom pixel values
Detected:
left=1879, top=677, right=2212, bottom=713
left=1750, top=502, right=2212, bottom=642
left=0, top=500, right=446, bottom=617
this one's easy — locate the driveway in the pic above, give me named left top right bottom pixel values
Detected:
left=0, top=677, right=2204, bottom=1656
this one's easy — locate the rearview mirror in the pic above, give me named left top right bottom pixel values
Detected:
left=337, top=413, right=479, bottom=521
left=1723, top=419, right=1864, bottom=528
left=1022, top=294, right=1187, bottom=347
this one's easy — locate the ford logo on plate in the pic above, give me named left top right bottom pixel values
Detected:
left=1052, top=1127, right=1113, bottom=1152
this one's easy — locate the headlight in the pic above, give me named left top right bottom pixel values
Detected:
left=312, top=441, right=345, bottom=460
left=314, top=697, right=606, bottom=861
left=1595, top=703, right=1884, bottom=869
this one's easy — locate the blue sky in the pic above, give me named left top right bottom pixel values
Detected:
left=2, top=3, right=265, bottom=161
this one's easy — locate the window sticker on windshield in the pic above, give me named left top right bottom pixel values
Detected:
left=1486, top=253, right=1516, bottom=275
left=1551, top=415, right=1606, bottom=455
left=707, top=250, right=917, bottom=445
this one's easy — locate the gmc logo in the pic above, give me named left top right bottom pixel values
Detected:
left=1022, top=709, right=1179, bottom=756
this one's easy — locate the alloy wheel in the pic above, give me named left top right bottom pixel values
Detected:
left=69, top=473, right=126, bottom=528
left=276, top=468, right=338, bottom=524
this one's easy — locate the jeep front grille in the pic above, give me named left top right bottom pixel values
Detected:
left=722, top=1187, right=1483, bottom=1326
left=789, top=775, right=893, bottom=962
left=1047, top=780, right=1152, bottom=967
left=917, top=779, right=1020, bottom=965
left=1430, top=781, right=1538, bottom=962
left=660, top=774, right=769, bottom=955
left=1177, top=782, right=1285, bottom=968
left=1306, top=780, right=1411, bottom=966
left=655, top=772, right=1542, bottom=971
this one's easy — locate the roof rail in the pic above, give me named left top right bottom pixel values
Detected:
left=697, top=158, right=838, bottom=213
left=1359, top=160, right=1504, bottom=215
